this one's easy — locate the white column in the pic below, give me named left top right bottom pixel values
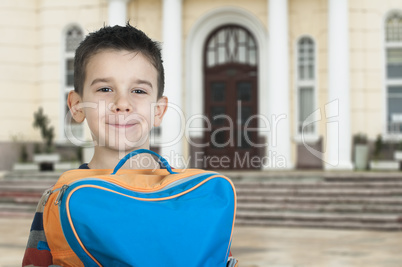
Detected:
left=267, top=0, right=292, bottom=169
left=326, top=0, right=353, bottom=170
left=160, top=0, right=184, bottom=166
left=108, top=0, right=128, bottom=26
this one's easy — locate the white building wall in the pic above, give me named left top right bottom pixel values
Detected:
left=36, top=0, right=107, bottom=141
left=0, top=0, right=400, bottom=170
left=348, top=0, right=401, bottom=141
left=127, top=0, right=162, bottom=41
left=0, top=0, right=39, bottom=141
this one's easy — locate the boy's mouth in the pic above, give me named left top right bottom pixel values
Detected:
left=106, top=115, right=143, bottom=129
left=107, top=123, right=138, bottom=129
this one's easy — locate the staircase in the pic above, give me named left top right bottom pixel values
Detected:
left=2, top=170, right=402, bottom=230
left=0, top=171, right=59, bottom=217
left=225, top=171, right=402, bottom=231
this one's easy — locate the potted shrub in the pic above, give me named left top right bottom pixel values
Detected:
left=393, top=141, right=402, bottom=161
left=353, top=133, right=369, bottom=170
left=370, top=134, right=399, bottom=171
left=32, top=107, right=60, bottom=171
left=12, top=137, right=39, bottom=171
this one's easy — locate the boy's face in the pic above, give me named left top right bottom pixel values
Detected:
left=69, top=49, right=167, bottom=151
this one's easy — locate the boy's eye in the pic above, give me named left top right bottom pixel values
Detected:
left=97, top=87, right=112, bottom=92
left=132, top=89, right=146, bottom=94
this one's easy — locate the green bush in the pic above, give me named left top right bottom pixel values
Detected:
left=33, top=107, right=55, bottom=153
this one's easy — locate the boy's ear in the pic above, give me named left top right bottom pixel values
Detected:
left=67, top=90, right=85, bottom=123
left=153, top=96, right=168, bottom=127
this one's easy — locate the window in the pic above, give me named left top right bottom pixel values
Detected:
left=385, top=12, right=402, bottom=134
left=63, top=25, right=84, bottom=139
left=296, top=37, right=316, bottom=135
left=205, top=26, right=258, bottom=67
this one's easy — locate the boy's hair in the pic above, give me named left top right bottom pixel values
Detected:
left=74, top=23, right=164, bottom=99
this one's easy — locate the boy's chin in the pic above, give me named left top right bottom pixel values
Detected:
left=93, top=133, right=150, bottom=153
left=103, top=140, right=149, bottom=153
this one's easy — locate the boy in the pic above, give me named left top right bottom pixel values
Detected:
left=22, top=23, right=168, bottom=266
left=22, top=23, right=236, bottom=267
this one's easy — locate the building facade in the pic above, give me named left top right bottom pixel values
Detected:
left=0, top=0, right=401, bottom=170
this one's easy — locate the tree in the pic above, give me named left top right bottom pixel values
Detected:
left=33, top=107, right=55, bottom=153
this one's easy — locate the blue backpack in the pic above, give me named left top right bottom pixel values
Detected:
left=43, top=149, right=238, bottom=267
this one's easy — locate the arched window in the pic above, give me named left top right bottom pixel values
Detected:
left=296, top=36, right=316, bottom=135
left=385, top=12, right=402, bottom=134
left=205, top=26, right=257, bottom=67
left=65, top=26, right=83, bottom=86
left=62, top=25, right=83, bottom=139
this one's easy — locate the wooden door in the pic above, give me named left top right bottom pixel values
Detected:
left=203, top=25, right=259, bottom=169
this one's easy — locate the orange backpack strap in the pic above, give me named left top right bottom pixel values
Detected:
left=42, top=170, right=95, bottom=266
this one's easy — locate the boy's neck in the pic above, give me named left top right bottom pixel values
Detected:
left=88, top=146, right=160, bottom=170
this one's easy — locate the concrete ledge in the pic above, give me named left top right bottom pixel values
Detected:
left=370, top=161, right=400, bottom=171
left=12, top=163, right=39, bottom=171
left=33, top=153, right=60, bottom=163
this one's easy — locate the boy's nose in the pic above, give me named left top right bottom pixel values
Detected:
left=111, top=95, right=132, bottom=113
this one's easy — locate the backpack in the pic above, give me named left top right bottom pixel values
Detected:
left=42, top=149, right=237, bottom=267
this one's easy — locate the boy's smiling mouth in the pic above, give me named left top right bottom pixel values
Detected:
left=106, top=114, right=143, bottom=128
left=108, top=123, right=138, bottom=129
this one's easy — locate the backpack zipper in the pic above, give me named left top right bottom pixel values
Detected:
left=50, top=172, right=219, bottom=206
left=54, top=185, right=69, bottom=206
left=42, top=187, right=63, bottom=206
left=42, top=189, right=53, bottom=206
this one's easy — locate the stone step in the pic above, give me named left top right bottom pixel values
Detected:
left=0, top=203, right=36, bottom=212
left=0, top=179, right=57, bottom=185
left=237, top=195, right=402, bottom=205
left=235, top=187, right=402, bottom=197
left=2, top=170, right=402, bottom=231
left=234, top=219, right=402, bottom=231
left=0, top=192, right=43, bottom=204
left=0, top=211, right=35, bottom=218
left=236, top=202, right=402, bottom=213
left=223, top=171, right=402, bottom=182
left=236, top=211, right=402, bottom=223
left=0, top=202, right=37, bottom=218
left=234, top=181, right=402, bottom=189
left=0, top=184, right=53, bottom=193
left=6, top=170, right=402, bottom=181
left=4, top=171, right=62, bottom=180
left=0, top=179, right=56, bottom=206
left=324, top=174, right=402, bottom=183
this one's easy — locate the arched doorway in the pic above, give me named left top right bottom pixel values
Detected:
left=203, top=25, right=259, bottom=169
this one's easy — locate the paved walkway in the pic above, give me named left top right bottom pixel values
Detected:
left=1, top=217, right=402, bottom=267
left=231, top=226, right=402, bottom=267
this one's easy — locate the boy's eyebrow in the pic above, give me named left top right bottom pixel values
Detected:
left=135, top=79, right=153, bottom=89
left=90, top=78, right=153, bottom=89
left=90, top=78, right=111, bottom=86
